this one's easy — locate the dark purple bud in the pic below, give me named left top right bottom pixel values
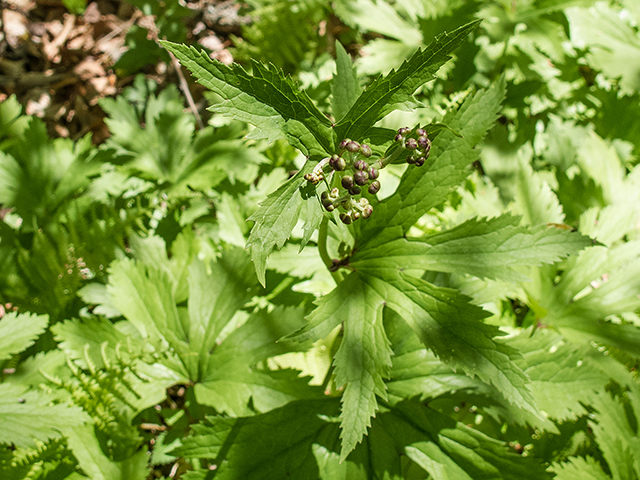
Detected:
left=342, top=175, right=354, bottom=189
left=368, top=167, right=379, bottom=180
left=334, top=156, right=346, bottom=171
left=418, top=136, right=430, bottom=149
left=368, top=180, right=381, bottom=195
left=346, top=141, right=361, bottom=153
left=321, top=191, right=329, bottom=201
left=339, top=139, right=351, bottom=150
left=416, top=128, right=427, bottom=137
left=395, top=133, right=403, bottom=142
left=325, top=204, right=335, bottom=212
left=354, top=160, right=369, bottom=171
left=397, top=127, right=410, bottom=136
left=329, top=154, right=339, bottom=169
left=406, top=156, right=416, bottom=164
left=362, top=205, right=373, bottom=218
left=349, top=186, right=361, bottom=195
left=340, top=213, right=352, bottom=224
left=354, top=170, right=369, bottom=186
left=415, top=156, right=425, bottom=167
left=405, top=138, right=418, bottom=150
left=360, top=144, right=372, bottom=157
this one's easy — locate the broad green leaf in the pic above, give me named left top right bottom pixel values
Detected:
left=0, top=384, right=88, bottom=448
left=334, top=0, right=423, bottom=46
left=568, top=3, right=640, bottom=96
left=530, top=242, right=640, bottom=357
left=246, top=161, right=320, bottom=286
left=354, top=215, right=592, bottom=282
left=187, top=249, right=260, bottom=378
left=64, top=423, right=149, bottom=480
left=588, top=389, right=640, bottom=480
left=288, top=273, right=393, bottom=460
left=356, top=75, right=506, bottom=248
left=507, top=329, right=611, bottom=422
left=331, top=41, right=361, bottom=122
left=0, top=312, right=48, bottom=360
left=160, top=41, right=334, bottom=156
left=172, top=397, right=549, bottom=479
left=552, top=456, right=610, bottom=480
left=512, top=155, right=565, bottom=225
left=195, top=306, right=322, bottom=415
left=362, top=273, right=538, bottom=414
left=335, top=19, right=481, bottom=143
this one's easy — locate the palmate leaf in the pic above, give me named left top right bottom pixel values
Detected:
left=334, top=19, right=481, bottom=143
left=171, top=397, right=549, bottom=480
left=107, top=246, right=318, bottom=414
left=160, top=41, right=334, bottom=157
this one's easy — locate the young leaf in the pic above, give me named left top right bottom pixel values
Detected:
left=331, top=41, right=362, bottom=122
left=335, top=19, right=482, bottom=143
left=0, top=312, right=48, bottom=360
left=160, top=41, right=334, bottom=157
left=246, top=161, right=321, bottom=286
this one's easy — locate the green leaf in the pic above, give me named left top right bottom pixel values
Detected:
left=0, top=312, right=48, bottom=360
left=588, top=389, right=640, bottom=480
left=172, top=397, right=550, bottom=479
left=354, top=215, right=592, bottom=282
left=335, top=19, right=481, bottom=143
left=195, top=306, right=322, bottom=415
left=356, top=75, right=506, bottom=248
left=160, top=41, right=334, bottom=156
left=331, top=41, right=361, bottom=122
left=363, top=273, right=539, bottom=415
left=64, top=424, right=149, bottom=480
left=551, top=456, right=610, bottom=480
left=532, top=242, right=640, bottom=357
left=0, top=384, right=88, bottom=448
left=568, top=3, right=640, bottom=96
left=246, top=161, right=321, bottom=286
left=512, top=155, right=565, bottom=225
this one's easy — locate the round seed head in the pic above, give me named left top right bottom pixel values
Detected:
left=339, top=138, right=351, bottom=150
left=362, top=205, right=373, bottom=219
left=341, top=175, right=354, bottom=189
left=354, top=159, right=369, bottom=171
left=367, top=167, right=379, bottom=180
left=340, top=213, right=352, bottom=225
left=368, top=180, right=381, bottom=195
left=405, top=138, right=418, bottom=150
left=360, top=144, right=372, bottom=157
left=354, top=170, right=369, bottom=186
left=349, top=186, right=361, bottom=195
left=415, top=156, right=425, bottom=167
left=416, top=128, right=427, bottom=137
left=346, top=141, right=361, bottom=153
left=417, top=136, right=430, bottom=150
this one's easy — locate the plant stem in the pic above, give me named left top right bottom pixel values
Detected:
left=318, top=216, right=343, bottom=285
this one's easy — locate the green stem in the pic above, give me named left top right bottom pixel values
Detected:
left=318, top=216, right=343, bottom=285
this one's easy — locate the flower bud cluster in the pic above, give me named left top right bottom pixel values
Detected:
left=395, top=127, right=431, bottom=167
left=306, top=139, right=382, bottom=224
